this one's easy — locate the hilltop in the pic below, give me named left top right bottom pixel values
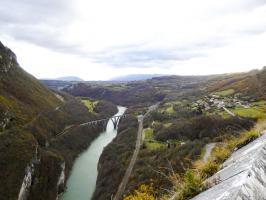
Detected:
left=55, top=76, right=84, bottom=81
left=59, top=69, right=266, bottom=107
left=111, top=74, right=165, bottom=82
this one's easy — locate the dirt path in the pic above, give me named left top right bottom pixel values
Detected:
left=202, top=143, right=217, bottom=162
left=222, top=106, right=236, bottom=117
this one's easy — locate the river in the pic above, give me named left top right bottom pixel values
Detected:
left=59, top=106, right=127, bottom=200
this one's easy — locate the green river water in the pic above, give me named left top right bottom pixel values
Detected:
left=59, top=106, right=126, bottom=200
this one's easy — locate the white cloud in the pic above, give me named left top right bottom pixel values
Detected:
left=0, top=0, right=266, bottom=80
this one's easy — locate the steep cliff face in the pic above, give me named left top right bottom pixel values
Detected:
left=0, top=41, right=117, bottom=200
left=18, top=146, right=40, bottom=200
left=192, top=132, right=266, bottom=200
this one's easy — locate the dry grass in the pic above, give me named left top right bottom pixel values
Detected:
left=194, top=160, right=219, bottom=178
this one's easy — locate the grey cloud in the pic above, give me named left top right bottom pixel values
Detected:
left=89, top=46, right=205, bottom=68
left=239, top=26, right=266, bottom=37
left=1, top=0, right=266, bottom=70
left=3, top=24, right=83, bottom=54
left=0, top=0, right=79, bottom=54
left=240, top=0, right=266, bottom=10
left=0, top=0, right=74, bottom=24
left=86, top=35, right=235, bottom=68
left=88, top=23, right=266, bottom=68
left=210, top=0, right=266, bottom=16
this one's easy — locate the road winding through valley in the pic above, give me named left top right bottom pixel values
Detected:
left=113, top=103, right=159, bottom=200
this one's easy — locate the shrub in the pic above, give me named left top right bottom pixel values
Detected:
left=232, top=107, right=264, bottom=119
left=212, top=146, right=230, bottom=163
left=174, top=170, right=203, bottom=200
left=155, top=115, right=255, bottom=142
left=221, top=129, right=261, bottom=153
left=123, top=184, right=155, bottom=200
left=194, top=160, right=219, bottom=178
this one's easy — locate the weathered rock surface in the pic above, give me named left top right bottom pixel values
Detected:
left=192, top=132, right=266, bottom=200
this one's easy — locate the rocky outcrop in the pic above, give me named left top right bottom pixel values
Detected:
left=18, top=146, right=40, bottom=200
left=57, top=162, right=65, bottom=195
left=0, top=41, right=17, bottom=75
left=0, top=111, right=13, bottom=132
left=18, top=164, right=35, bottom=200
left=191, top=132, right=266, bottom=200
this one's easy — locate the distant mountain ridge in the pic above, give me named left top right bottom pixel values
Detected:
left=111, top=74, right=166, bottom=81
left=42, top=76, right=84, bottom=81
left=55, top=76, right=84, bottom=81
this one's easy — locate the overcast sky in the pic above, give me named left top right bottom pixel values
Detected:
left=1, top=0, right=266, bottom=80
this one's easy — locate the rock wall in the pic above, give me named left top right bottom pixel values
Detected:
left=57, top=162, right=65, bottom=195
left=18, top=146, right=39, bottom=200
left=191, top=132, right=266, bottom=200
left=18, top=164, right=35, bottom=200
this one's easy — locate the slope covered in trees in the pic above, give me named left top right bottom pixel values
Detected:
left=0, top=41, right=117, bottom=200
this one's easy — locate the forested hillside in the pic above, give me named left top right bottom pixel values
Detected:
left=0, top=42, right=117, bottom=200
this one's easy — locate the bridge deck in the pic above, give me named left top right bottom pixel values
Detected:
left=55, top=114, right=126, bottom=138
left=80, top=115, right=125, bottom=126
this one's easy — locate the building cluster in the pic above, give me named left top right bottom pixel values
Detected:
left=191, top=94, right=250, bottom=113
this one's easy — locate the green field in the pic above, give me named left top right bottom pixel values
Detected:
left=158, top=104, right=174, bottom=114
left=231, top=107, right=264, bottom=119
left=143, top=128, right=154, bottom=140
left=165, top=100, right=183, bottom=106
left=166, top=105, right=174, bottom=114
left=252, top=100, right=266, bottom=107
left=145, top=142, right=165, bottom=151
left=214, top=89, right=235, bottom=97
left=163, top=122, right=172, bottom=128
left=81, top=99, right=98, bottom=113
left=143, top=128, right=165, bottom=150
left=204, top=108, right=231, bottom=119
